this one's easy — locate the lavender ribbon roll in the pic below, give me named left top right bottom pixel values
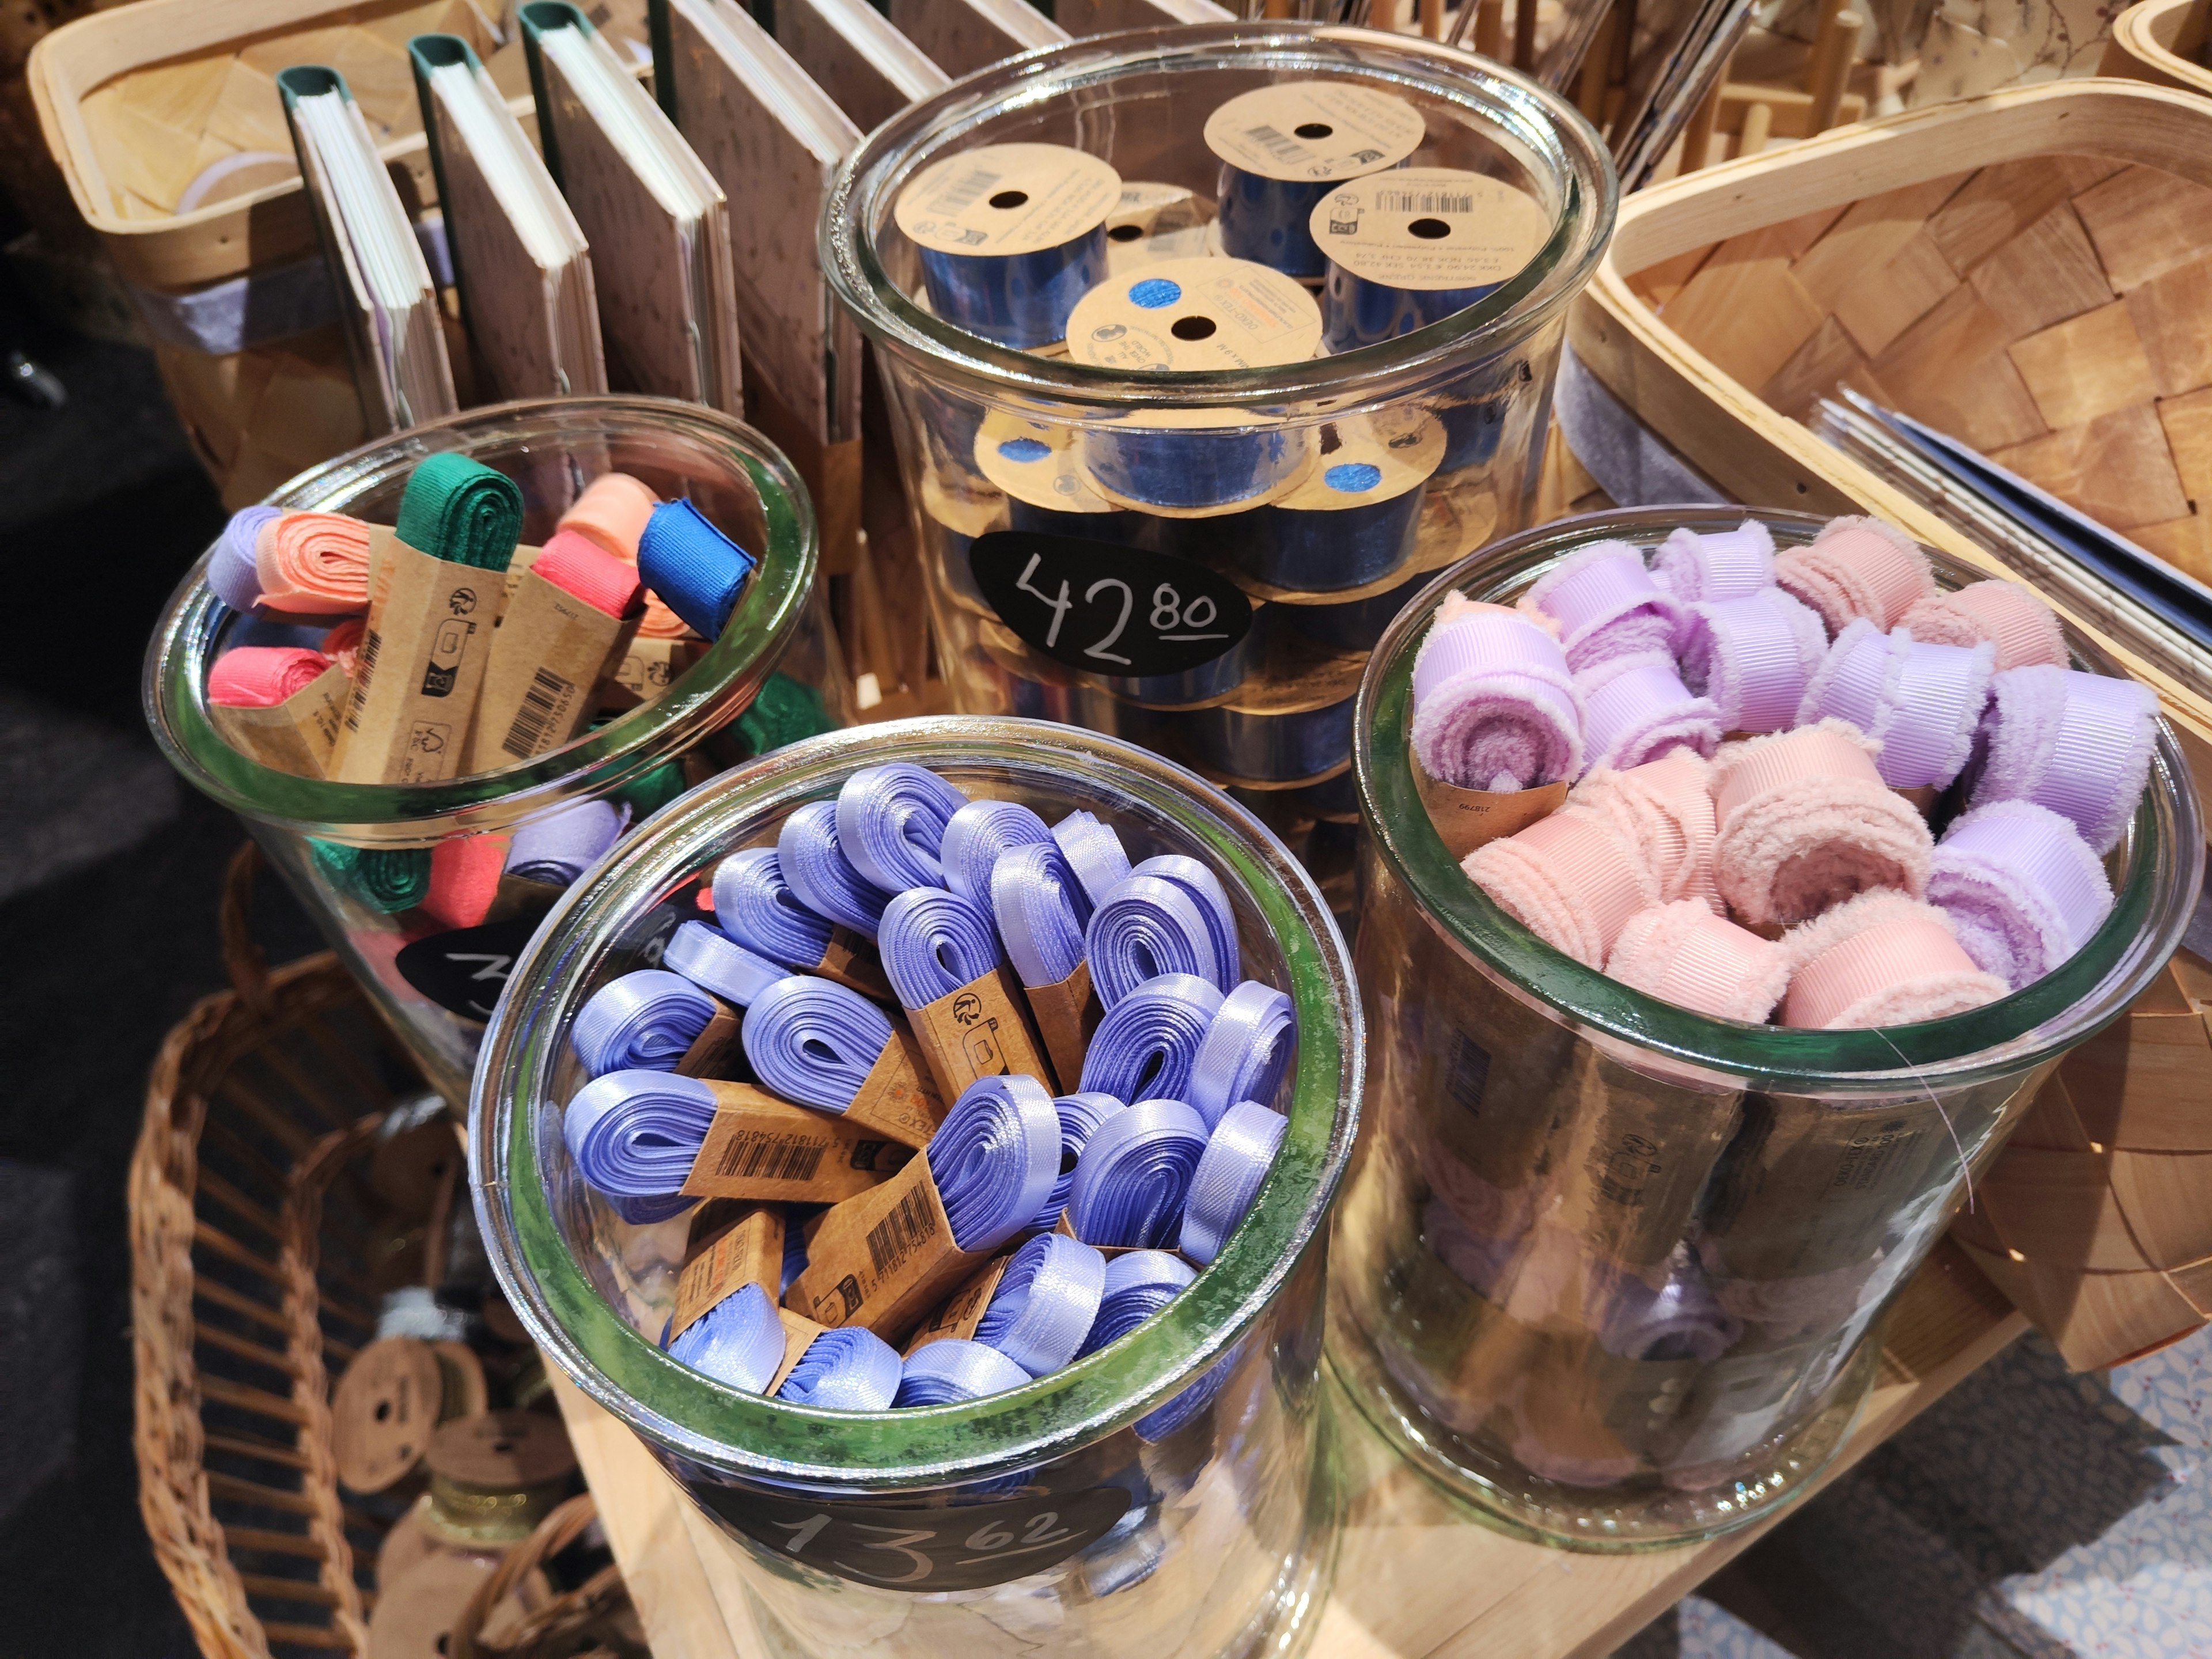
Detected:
left=778, top=801, right=892, bottom=938
left=210, top=505, right=281, bottom=611
left=877, top=886, right=1005, bottom=1010
left=507, top=798, right=627, bottom=887
left=1075, top=1249, right=1195, bottom=1358
left=975, top=1232, right=1108, bottom=1376
left=1027, top=1091, right=1127, bottom=1232
left=563, top=1070, right=716, bottom=1210
left=1524, top=540, right=1685, bottom=673
left=571, top=969, right=716, bottom=1074
left=1052, top=809, right=1134, bottom=907
left=1798, top=619, right=1997, bottom=790
left=895, top=1338, right=1034, bottom=1406
left=1676, top=586, right=1827, bottom=735
left=741, top=975, right=892, bottom=1113
left=710, top=849, right=836, bottom=972
left=933, top=1074, right=1064, bottom=1254
left=665, top=1281, right=785, bottom=1393
left=940, top=798, right=1052, bottom=907
left=1575, top=652, right=1722, bottom=777
left=1080, top=974, right=1226, bottom=1101
left=1186, top=981, right=1295, bottom=1128
left=1967, top=664, right=2161, bottom=855
left=1087, top=875, right=1221, bottom=1007
left=993, top=839, right=1095, bottom=990
left=1410, top=602, right=1582, bottom=791
left=778, top=1326, right=903, bottom=1410
left=1067, top=1097, right=1210, bottom=1248
left=661, top=921, right=783, bottom=1008
left=1927, top=800, right=2115, bottom=988
left=838, top=763, right=970, bottom=893
left=1130, top=855, right=1238, bottom=988
left=1179, top=1099, right=1286, bottom=1266
left=1649, top=520, right=1775, bottom=604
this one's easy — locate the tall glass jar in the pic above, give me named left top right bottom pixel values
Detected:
left=1331, top=507, right=2203, bottom=1547
left=471, top=718, right=1361, bottom=1658
left=144, top=398, right=847, bottom=1104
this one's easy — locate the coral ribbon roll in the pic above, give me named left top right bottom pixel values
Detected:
left=1052, top=810, right=1134, bottom=907
left=637, top=499, right=755, bottom=641
left=1774, top=516, right=1936, bottom=635
left=1523, top=540, right=1685, bottom=672
left=210, top=505, right=281, bottom=610
left=558, top=472, right=658, bottom=561
left=1075, top=1249, right=1195, bottom=1359
left=1079, top=973, right=1227, bottom=1101
left=711, top=848, right=836, bottom=971
left=635, top=594, right=693, bottom=641
left=563, top=1069, right=717, bottom=1205
left=1927, top=800, right=2114, bottom=989
left=1462, top=808, right=1657, bottom=968
left=877, top=886, right=1005, bottom=1009
left=1710, top=719, right=1934, bottom=927
left=1798, top=620, right=1995, bottom=790
left=1899, top=579, right=2067, bottom=672
left=777, top=801, right=892, bottom=938
left=1408, top=603, right=1584, bottom=791
left=322, top=618, right=364, bottom=678
left=940, top=798, right=1052, bottom=907
left=421, top=833, right=508, bottom=931
left=837, top=763, right=971, bottom=894
left=1179, top=1099, right=1286, bottom=1266
left=1027, top=1092, right=1127, bottom=1232
left=930, top=1074, right=1063, bottom=1253
left=741, top=975, right=893, bottom=1113
left=1563, top=748, right=1718, bottom=911
left=1067, top=1097, right=1211, bottom=1249
left=1606, top=901, right=1792, bottom=1023
left=572, top=968, right=718, bottom=1074
left=532, top=528, right=643, bottom=616
left=1087, top=875, right=1221, bottom=1007
left=1575, top=653, right=1723, bottom=777
left=1968, top=664, right=2160, bottom=855
left=778, top=1327, right=903, bottom=1410
left=209, top=646, right=332, bottom=707
left=991, top=839, right=1094, bottom=988
left=1649, top=519, right=1775, bottom=604
left=662, top=920, right=783, bottom=1008
left=1186, top=980, right=1296, bottom=1128
left=666, top=1281, right=785, bottom=1393
left=1781, top=890, right=2009, bottom=1028
left=1130, top=855, right=1240, bottom=988
left=975, top=1233, right=1108, bottom=1376
left=255, top=512, right=374, bottom=613
left=1676, top=586, right=1825, bottom=734
left=1596, top=1249, right=1740, bottom=1363
left=895, top=1338, right=1034, bottom=1407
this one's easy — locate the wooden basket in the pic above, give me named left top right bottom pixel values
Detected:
left=2101, top=0, right=2212, bottom=98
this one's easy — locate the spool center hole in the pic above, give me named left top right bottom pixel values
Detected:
left=374, top=1401, right=392, bottom=1422
left=1171, top=315, right=1218, bottom=341
left=491, top=1439, right=516, bottom=1454
left=1409, top=217, right=1452, bottom=240
left=987, top=190, right=1029, bottom=210
left=1107, top=223, right=1143, bottom=241
left=1293, top=122, right=1333, bottom=139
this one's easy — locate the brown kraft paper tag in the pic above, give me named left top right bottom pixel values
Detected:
left=843, top=1024, right=948, bottom=1149
left=669, top=1202, right=784, bottom=1342
left=1054, top=1210, right=1142, bottom=1259
left=1022, top=959, right=1099, bottom=1096
left=816, top=925, right=896, bottom=1002
left=770, top=1308, right=827, bottom=1395
left=209, top=662, right=350, bottom=778
left=911, top=965, right=1052, bottom=1104
left=903, top=1255, right=1013, bottom=1357
left=674, top=1001, right=746, bottom=1080
left=500, top=541, right=542, bottom=606
left=599, top=635, right=703, bottom=712
left=330, top=528, right=507, bottom=784
left=1415, top=761, right=1568, bottom=860
left=785, top=1154, right=983, bottom=1342
left=468, top=566, right=640, bottom=771
left=679, top=1081, right=913, bottom=1203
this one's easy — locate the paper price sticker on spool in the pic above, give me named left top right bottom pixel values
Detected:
left=894, top=143, right=1121, bottom=257
left=1313, top=168, right=1551, bottom=292
left=1203, top=82, right=1426, bottom=183
left=968, top=530, right=1254, bottom=679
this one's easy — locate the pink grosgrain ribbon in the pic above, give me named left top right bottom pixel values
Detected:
left=1711, top=721, right=1887, bottom=825
left=1782, top=906, right=1990, bottom=1029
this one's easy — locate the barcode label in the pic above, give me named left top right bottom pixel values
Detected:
left=929, top=166, right=1002, bottom=215
left=501, top=666, right=575, bottom=757
left=1374, top=189, right=1476, bottom=214
left=344, top=628, right=382, bottom=729
left=866, top=1184, right=938, bottom=1279
left=1243, top=123, right=1309, bottom=165
left=709, top=1132, right=828, bottom=1185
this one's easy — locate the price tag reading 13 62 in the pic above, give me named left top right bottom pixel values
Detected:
left=968, top=531, right=1252, bottom=679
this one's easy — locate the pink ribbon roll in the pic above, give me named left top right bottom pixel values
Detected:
left=1899, top=579, right=2066, bottom=672
left=533, top=528, right=644, bottom=617
left=1463, top=808, right=1657, bottom=967
left=1676, top=585, right=1825, bottom=734
left=1774, top=516, right=1935, bottom=636
left=1967, top=664, right=2160, bottom=855
left=422, top=833, right=510, bottom=931
left=1574, top=652, right=1722, bottom=776
left=1523, top=540, right=1684, bottom=673
left=1798, top=620, right=1995, bottom=790
left=1608, top=900, right=1791, bottom=1022
left=1649, top=519, right=1775, bottom=604
left=207, top=646, right=332, bottom=707
left=255, top=512, right=373, bottom=613
left=1564, top=748, right=1718, bottom=910
left=1711, top=719, right=1933, bottom=926
left=1410, top=601, right=1584, bottom=791
left=557, top=472, right=658, bottom=561
left=321, top=618, right=363, bottom=679
left=1927, top=800, right=2113, bottom=990
left=1780, top=889, right=2008, bottom=1028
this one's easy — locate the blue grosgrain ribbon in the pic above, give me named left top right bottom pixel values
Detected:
left=740, top=975, right=893, bottom=1113
left=877, top=886, right=1005, bottom=1009
left=563, top=1069, right=715, bottom=1208
left=777, top=1326, right=903, bottom=1410
left=940, top=798, right=1051, bottom=906
left=1076, top=1249, right=1195, bottom=1358
left=895, top=1337, right=1034, bottom=1406
left=665, top=1280, right=785, bottom=1392
left=1130, top=855, right=1239, bottom=989
left=1185, top=981, right=1295, bottom=1128
left=1028, top=1091, right=1127, bottom=1232
left=930, top=1074, right=1062, bottom=1254
left=1179, top=1100, right=1285, bottom=1265
left=571, top=969, right=716, bottom=1074
left=1067, top=1098, right=1210, bottom=1249
left=777, top=802, right=891, bottom=938
left=1052, top=810, right=1132, bottom=907
left=662, top=921, right=782, bottom=1007
left=1079, top=974, right=1225, bottom=1101
left=1086, top=876, right=1219, bottom=1007
left=711, top=849, right=836, bottom=971
left=991, top=839, right=1095, bottom=988
left=637, top=498, right=754, bottom=640
left=836, top=763, right=969, bottom=893
left=974, top=1232, right=1107, bottom=1376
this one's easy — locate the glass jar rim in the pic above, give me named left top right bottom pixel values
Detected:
left=141, top=396, right=820, bottom=842
left=471, top=717, right=1363, bottom=1490
left=820, top=23, right=1619, bottom=415
left=1354, top=505, right=2205, bottom=1092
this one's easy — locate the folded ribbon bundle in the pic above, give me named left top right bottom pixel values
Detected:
left=666, top=1280, right=786, bottom=1391
left=1179, top=1100, right=1287, bottom=1265
left=839, top=763, right=970, bottom=893
left=1052, top=810, right=1133, bottom=906
left=1524, top=540, right=1685, bottom=673
left=1561, top=750, right=1718, bottom=912
left=1080, top=974, right=1226, bottom=1101
left=972, top=1232, right=1107, bottom=1375
left=1184, top=980, right=1295, bottom=1127
left=1066, top=1097, right=1210, bottom=1249
left=1410, top=598, right=1583, bottom=791
left=1967, top=665, right=2160, bottom=855
left=1087, top=876, right=1221, bottom=1007
left=780, top=1327, right=903, bottom=1409
left=992, top=840, right=1094, bottom=988
left=563, top=1070, right=719, bottom=1220
left=778, top=802, right=892, bottom=937
left=571, top=968, right=717, bottom=1073
left=878, top=887, right=1005, bottom=1006
left=1574, top=652, right=1722, bottom=776
left=1028, top=1092, right=1126, bottom=1232
left=941, top=799, right=1051, bottom=906
left=1797, top=620, right=1994, bottom=790
left=256, top=511, right=374, bottom=612
left=1607, top=900, right=1792, bottom=1024
left=896, top=1337, right=1033, bottom=1406
left=1926, top=800, right=2113, bottom=989
left=210, top=506, right=282, bottom=610
left=1676, top=587, right=1825, bottom=735
left=208, top=646, right=332, bottom=707
left=1463, top=807, right=1657, bottom=967
left=711, top=849, right=836, bottom=970
left=506, top=799, right=627, bottom=887
left=558, top=472, right=658, bottom=560
left=637, top=499, right=755, bottom=641
left=662, top=920, right=783, bottom=1007
left=1076, top=1250, right=1195, bottom=1358
left=741, top=976, right=893, bottom=1112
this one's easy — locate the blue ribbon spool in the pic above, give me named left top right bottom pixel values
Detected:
left=1277, top=569, right=1430, bottom=653
left=976, top=415, right=1152, bottom=548
left=1179, top=1099, right=1287, bottom=1265
left=1086, top=874, right=1219, bottom=1007
left=877, top=885, right=1004, bottom=1009
left=638, top=499, right=755, bottom=641
left=991, top=839, right=1094, bottom=990
left=711, top=849, right=836, bottom=972
left=563, top=1069, right=716, bottom=1209
left=1092, top=605, right=1268, bottom=709
left=1187, top=694, right=1357, bottom=783
left=1079, top=972, right=1225, bottom=1101
left=918, top=234, right=1109, bottom=349
left=1234, top=413, right=1443, bottom=593
left=1187, top=980, right=1294, bottom=1127
left=1027, top=1091, right=1127, bottom=1231
left=931, top=1074, right=1063, bottom=1254
left=1084, top=415, right=1300, bottom=513
left=1217, top=168, right=1332, bottom=281
left=661, top=920, right=783, bottom=1008
left=741, top=975, right=892, bottom=1113
left=940, top=798, right=1052, bottom=907
left=777, top=801, right=892, bottom=938
left=1203, top=82, right=1425, bottom=280
left=895, top=1338, right=1035, bottom=1406
left=1067, top=1097, right=1210, bottom=1249
left=1075, top=1249, right=1195, bottom=1359
left=778, top=1326, right=904, bottom=1410
left=975, top=1232, right=1108, bottom=1376
left=837, top=763, right=970, bottom=893
left=571, top=969, right=717, bottom=1074
left=665, top=1280, right=785, bottom=1393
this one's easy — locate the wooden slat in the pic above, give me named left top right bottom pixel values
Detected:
left=194, top=1272, right=289, bottom=1335
left=2006, top=299, right=2161, bottom=429
left=220, top=1525, right=324, bottom=1560
left=1990, top=404, right=2191, bottom=530
left=198, top=1373, right=309, bottom=1427
left=1967, top=202, right=2116, bottom=340
left=257, top=1619, right=350, bottom=1647
left=194, top=1320, right=295, bottom=1379
left=204, top=1430, right=312, bottom=1472
left=194, top=1220, right=284, bottom=1285
left=238, top=1571, right=340, bottom=1607
left=206, top=1469, right=312, bottom=1516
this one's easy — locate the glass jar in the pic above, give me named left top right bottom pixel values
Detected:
left=1331, top=507, right=2203, bottom=1547
left=821, top=24, right=1616, bottom=810
left=143, top=398, right=847, bottom=1104
left=471, top=717, right=1361, bottom=1658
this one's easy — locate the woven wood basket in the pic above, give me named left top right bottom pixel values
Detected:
left=2103, top=0, right=2212, bottom=98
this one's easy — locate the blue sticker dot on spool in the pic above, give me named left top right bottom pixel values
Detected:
left=1324, top=462, right=1383, bottom=494
left=1128, top=278, right=1182, bottom=309
left=998, top=437, right=1052, bottom=464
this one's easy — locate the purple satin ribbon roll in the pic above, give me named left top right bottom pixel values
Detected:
left=1410, top=607, right=1584, bottom=791
left=895, top=1337, right=1033, bottom=1406
left=940, top=798, right=1052, bottom=907
left=1524, top=540, right=1685, bottom=672
left=209, top=505, right=281, bottom=611
left=777, top=801, right=892, bottom=938
left=1575, top=653, right=1721, bottom=776
left=1798, top=619, right=1996, bottom=790
left=571, top=968, right=717, bottom=1074
left=665, top=1281, right=785, bottom=1393
left=837, top=763, right=970, bottom=893
left=741, top=975, right=892, bottom=1112
left=877, top=885, right=1005, bottom=1009
left=1086, top=875, right=1219, bottom=1008
left=1078, top=973, right=1226, bottom=1102
left=1178, top=1099, right=1285, bottom=1266
left=1928, top=799, right=2114, bottom=988
left=1130, top=855, right=1239, bottom=990
left=1067, top=1097, right=1210, bottom=1249
left=711, top=849, right=835, bottom=972
left=662, top=920, right=783, bottom=1007
left=1185, top=980, right=1294, bottom=1128
left=779, top=1326, right=904, bottom=1410
left=1028, top=1091, right=1127, bottom=1232
left=1649, top=520, right=1775, bottom=604
left=931, top=1074, right=1063, bottom=1254
left=1075, top=1249, right=1196, bottom=1359
left=563, top=1069, right=715, bottom=1205
left=991, top=839, right=1094, bottom=988
left=1969, top=664, right=2161, bottom=855
left=507, top=798, right=628, bottom=887
left=1052, top=810, right=1133, bottom=907
left=1677, top=586, right=1824, bottom=734
left=974, top=1232, right=1107, bottom=1376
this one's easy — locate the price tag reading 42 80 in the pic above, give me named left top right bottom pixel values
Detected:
left=969, top=531, right=1253, bottom=679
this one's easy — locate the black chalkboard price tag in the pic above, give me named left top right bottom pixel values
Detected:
left=395, top=916, right=546, bottom=1021
left=969, top=531, right=1252, bottom=677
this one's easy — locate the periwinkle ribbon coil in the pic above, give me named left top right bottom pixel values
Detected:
left=1130, top=855, right=1238, bottom=988
left=975, top=1232, right=1108, bottom=1376
left=878, top=886, right=1006, bottom=1009
left=711, top=848, right=835, bottom=971
left=991, top=839, right=1094, bottom=987
left=940, top=798, right=1052, bottom=906
left=210, top=505, right=280, bottom=610
left=571, top=969, right=717, bottom=1074
left=1086, top=876, right=1219, bottom=1007
left=837, top=764, right=970, bottom=893
left=1028, top=1092, right=1127, bottom=1232
left=636, top=498, right=754, bottom=641
left=777, top=801, right=891, bottom=938
left=1067, top=1097, right=1210, bottom=1249
left=1075, top=1249, right=1195, bottom=1358
left=777, top=1326, right=903, bottom=1410
left=665, top=1281, right=785, bottom=1393
left=740, top=975, right=893, bottom=1112
left=1186, top=981, right=1294, bottom=1127
left=1179, top=1100, right=1286, bottom=1265
left=662, top=921, right=782, bottom=1008
left=930, top=1074, right=1062, bottom=1254
left=564, top=1069, right=715, bottom=1204
left=1080, top=974, right=1226, bottom=1101
left=1052, top=810, right=1134, bottom=907
left=895, top=1337, right=1034, bottom=1406
left=507, top=798, right=627, bottom=887
left=1135, top=1342, right=1241, bottom=1444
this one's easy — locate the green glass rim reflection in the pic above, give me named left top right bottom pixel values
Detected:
left=142, top=397, right=818, bottom=842
left=1354, top=506, right=2204, bottom=1092
left=472, top=717, right=1362, bottom=1491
